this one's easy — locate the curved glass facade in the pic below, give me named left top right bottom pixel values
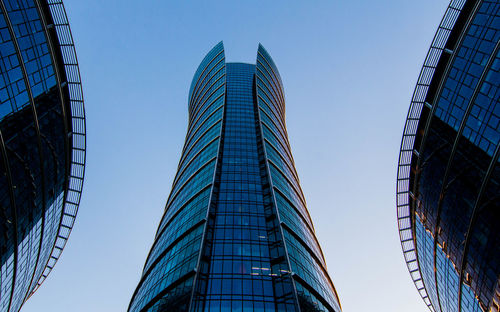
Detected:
left=0, top=0, right=85, bottom=311
left=129, top=43, right=341, bottom=312
left=397, top=1, right=499, bottom=311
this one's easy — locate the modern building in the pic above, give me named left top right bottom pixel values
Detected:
left=397, top=0, right=499, bottom=311
left=0, top=0, right=85, bottom=311
left=129, top=42, right=341, bottom=312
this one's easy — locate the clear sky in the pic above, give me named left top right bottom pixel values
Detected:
left=22, top=1, right=450, bottom=311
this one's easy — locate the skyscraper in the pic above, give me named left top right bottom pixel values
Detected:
left=129, top=42, right=341, bottom=312
left=0, top=0, right=85, bottom=311
left=397, top=0, right=499, bottom=311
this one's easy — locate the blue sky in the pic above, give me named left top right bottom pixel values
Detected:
left=22, top=1, right=449, bottom=311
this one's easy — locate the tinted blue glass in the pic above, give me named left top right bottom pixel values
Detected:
left=129, top=43, right=225, bottom=312
left=191, top=63, right=297, bottom=312
left=130, top=44, right=340, bottom=312
left=257, top=45, right=340, bottom=311
left=0, top=0, right=85, bottom=311
left=404, top=1, right=500, bottom=311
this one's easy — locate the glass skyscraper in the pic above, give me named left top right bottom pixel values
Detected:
left=129, top=42, right=341, bottom=312
left=0, top=0, right=85, bottom=311
left=397, top=0, right=499, bottom=311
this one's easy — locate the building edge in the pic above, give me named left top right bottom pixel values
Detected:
left=27, top=0, right=86, bottom=299
left=396, top=0, right=469, bottom=311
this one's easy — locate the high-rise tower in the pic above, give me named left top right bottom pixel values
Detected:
left=129, top=43, right=341, bottom=312
left=0, top=0, right=86, bottom=311
left=397, top=0, right=499, bottom=311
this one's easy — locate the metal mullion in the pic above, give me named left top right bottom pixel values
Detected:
left=267, top=158, right=307, bottom=209
left=292, top=276, right=338, bottom=312
left=189, top=59, right=225, bottom=111
left=263, top=136, right=301, bottom=190
left=457, top=141, right=499, bottom=311
left=272, top=184, right=314, bottom=238
left=189, top=68, right=224, bottom=124
left=187, top=60, right=227, bottom=312
left=189, top=47, right=223, bottom=101
left=0, top=4, right=49, bottom=310
left=187, top=78, right=225, bottom=133
left=135, top=270, right=196, bottom=312
left=256, top=68, right=283, bottom=117
left=258, top=94, right=288, bottom=141
left=183, top=101, right=222, bottom=154
left=0, top=131, right=18, bottom=312
left=22, top=0, right=72, bottom=303
left=448, top=40, right=499, bottom=311
left=257, top=51, right=286, bottom=111
left=258, top=101, right=296, bottom=169
left=272, top=188, right=317, bottom=246
left=153, top=183, right=213, bottom=248
left=173, top=135, right=220, bottom=189
left=261, top=121, right=295, bottom=167
left=256, top=80, right=295, bottom=155
left=69, top=175, right=83, bottom=181
left=256, top=59, right=285, bottom=111
left=396, top=1, right=469, bottom=310
left=256, top=57, right=286, bottom=114
left=177, top=119, right=221, bottom=173
left=280, top=219, right=326, bottom=270
left=166, top=157, right=217, bottom=209
left=291, top=265, right=339, bottom=312
left=254, top=70, right=302, bottom=312
left=181, top=100, right=223, bottom=160
left=141, top=219, right=206, bottom=282
left=130, top=247, right=199, bottom=312
left=257, top=49, right=285, bottom=91
left=188, top=49, right=224, bottom=109
left=422, top=7, right=495, bottom=310
left=256, top=69, right=285, bottom=120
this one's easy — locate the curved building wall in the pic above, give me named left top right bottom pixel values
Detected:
left=128, top=42, right=226, bottom=312
left=0, top=0, right=85, bottom=311
left=397, top=0, right=499, bottom=311
left=129, top=42, right=341, bottom=312
left=255, top=45, right=341, bottom=312
left=190, top=62, right=300, bottom=312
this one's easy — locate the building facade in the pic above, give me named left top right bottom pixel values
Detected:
left=0, top=0, right=85, bottom=311
left=129, top=43, right=341, bottom=312
left=397, top=0, right=499, bottom=311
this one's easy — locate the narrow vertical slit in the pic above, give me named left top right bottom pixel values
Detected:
left=252, top=75, right=300, bottom=312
